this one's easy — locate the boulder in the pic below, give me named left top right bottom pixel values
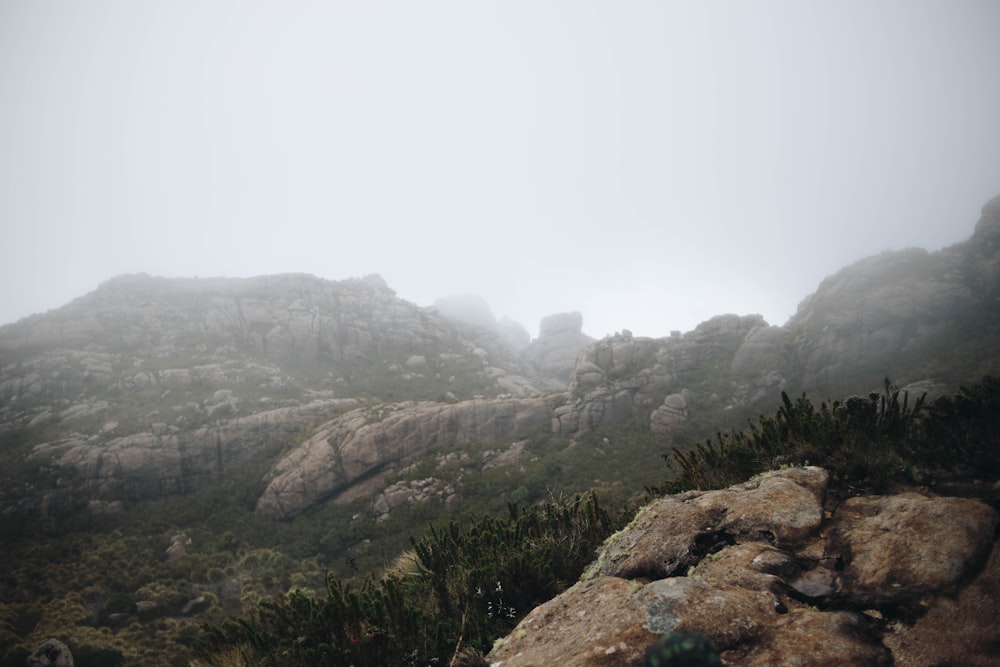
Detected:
left=164, top=533, right=192, bottom=561
left=27, top=639, right=74, bottom=667
left=650, top=392, right=690, bottom=433
left=588, top=467, right=829, bottom=580
left=489, top=468, right=998, bottom=666
left=737, top=610, right=891, bottom=666
left=826, top=493, right=999, bottom=605
left=883, top=539, right=1000, bottom=666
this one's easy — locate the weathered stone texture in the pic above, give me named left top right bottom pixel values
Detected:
left=488, top=467, right=998, bottom=667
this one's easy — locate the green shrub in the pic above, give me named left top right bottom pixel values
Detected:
left=196, top=492, right=622, bottom=666
left=656, top=376, right=1000, bottom=493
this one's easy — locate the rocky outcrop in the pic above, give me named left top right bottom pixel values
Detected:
left=27, top=639, right=74, bottom=667
left=785, top=194, right=1000, bottom=391
left=372, top=478, right=457, bottom=522
left=650, top=391, right=690, bottom=433
left=4, top=196, right=1000, bottom=521
left=524, top=312, right=595, bottom=385
left=0, top=273, right=555, bottom=517
left=3, top=399, right=355, bottom=516
left=256, top=396, right=557, bottom=519
left=553, top=315, right=783, bottom=438
left=0, top=273, right=546, bottom=409
left=487, top=467, right=999, bottom=666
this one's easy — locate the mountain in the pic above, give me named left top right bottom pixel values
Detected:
left=2, top=196, right=1000, bottom=666
left=2, top=196, right=1000, bottom=521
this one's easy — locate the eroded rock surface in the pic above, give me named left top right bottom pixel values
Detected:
left=553, top=315, right=786, bottom=439
left=257, top=396, right=557, bottom=518
left=827, top=492, right=998, bottom=605
left=488, top=467, right=999, bottom=666
left=589, top=467, right=828, bottom=580
left=7, top=399, right=354, bottom=514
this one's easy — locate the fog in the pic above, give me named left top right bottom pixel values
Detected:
left=2, top=1, right=999, bottom=338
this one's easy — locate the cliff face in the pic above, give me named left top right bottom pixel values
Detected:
left=0, top=272, right=542, bottom=401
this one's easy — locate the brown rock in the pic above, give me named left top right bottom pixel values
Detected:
left=588, top=467, right=828, bottom=580
left=487, top=575, right=776, bottom=667
left=738, top=609, right=890, bottom=666
left=691, top=542, right=797, bottom=593
left=639, top=577, right=776, bottom=650
left=883, top=541, right=1000, bottom=666
left=488, top=576, right=653, bottom=667
left=828, top=493, right=998, bottom=605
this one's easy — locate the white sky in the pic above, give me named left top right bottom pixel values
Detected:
left=2, top=1, right=999, bottom=339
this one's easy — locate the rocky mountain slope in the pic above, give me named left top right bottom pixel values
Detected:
left=3, top=195, right=1000, bottom=667
left=1, top=195, right=1000, bottom=523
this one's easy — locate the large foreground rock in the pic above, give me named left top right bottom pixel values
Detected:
left=487, top=468, right=998, bottom=666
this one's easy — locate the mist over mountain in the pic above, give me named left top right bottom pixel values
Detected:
left=2, top=194, right=1000, bottom=520
left=1, top=194, right=999, bottom=664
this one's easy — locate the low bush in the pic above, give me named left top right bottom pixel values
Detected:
left=196, top=492, right=622, bottom=666
left=656, top=376, right=1000, bottom=494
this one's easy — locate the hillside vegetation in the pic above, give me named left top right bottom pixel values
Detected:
left=190, top=377, right=1000, bottom=666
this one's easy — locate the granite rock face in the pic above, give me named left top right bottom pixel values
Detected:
left=827, top=493, right=998, bottom=605
left=0, top=274, right=551, bottom=516
left=553, top=314, right=782, bottom=438
left=256, top=396, right=557, bottom=519
left=487, top=467, right=999, bottom=667
left=7, top=399, right=354, bottom=514
left=784, top=194, right=1000, bottom=391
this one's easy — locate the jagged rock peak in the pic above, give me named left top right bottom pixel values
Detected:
left=974, top=192, right=1000, bottom=241
left=525, top=312, right=595, bottom=386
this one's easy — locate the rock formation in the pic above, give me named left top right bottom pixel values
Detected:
left=553, top=314, right=781, bottom=438
left=523, top=312, right=595, bottom=385
left=256, top=396, right=558, bottom=519
left=784, top=193, right=1000, bottom=392
left=0, top=274, right=551, bottom=516
left=487, top=467, right=1000, bottom=666
left=2, top=196, right=1000, bottom=522
left=26, top=639, right=74, bottom=667
left=4, top=399, right=355, bottom=515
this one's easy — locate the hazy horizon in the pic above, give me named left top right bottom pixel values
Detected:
left=3, top=1, right=999, bottom=338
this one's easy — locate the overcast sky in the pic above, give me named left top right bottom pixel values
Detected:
left=2, top=1, right=999, bottom=339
